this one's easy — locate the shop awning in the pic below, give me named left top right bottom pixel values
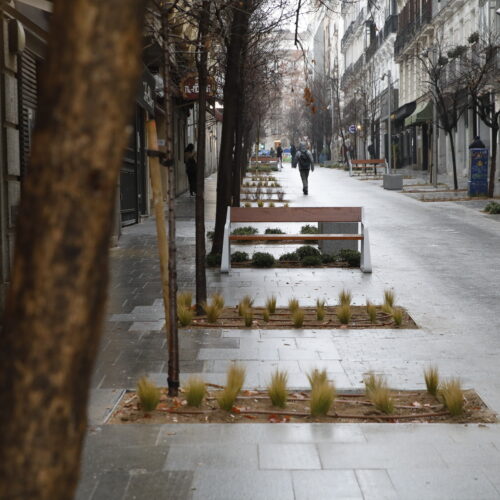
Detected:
left=404, top=100, right=432, bottom=127
left=391, top=101, right=416, bottom=122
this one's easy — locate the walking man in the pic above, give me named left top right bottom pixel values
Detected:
left=276, top=143, right=283, bottom=170
left=290, top=143, right=297, bottom=168
left=295, top=143, right=314, bottom=195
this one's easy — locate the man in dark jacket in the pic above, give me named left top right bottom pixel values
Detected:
left=276, top=144, right=283, bottom=170
left=295, top=143, right=314, bottom=195
left=184, top=143, right=197, bottom=196
left=290, top=144, right=297, bottom=168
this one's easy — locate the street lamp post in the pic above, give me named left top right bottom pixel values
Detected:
left=381, top=70, right=392, bottom=174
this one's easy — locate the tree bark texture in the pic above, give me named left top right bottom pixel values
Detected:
left=0, top=1, right=145, bottom=499
left=211, top=1, right=251, bottom=255
left=161, top=11, right=179, bottom=395
left=195, top=0, right=210, bottom=313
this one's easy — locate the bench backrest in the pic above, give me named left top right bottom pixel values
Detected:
left=351, top=159, right=385, bottom=164
left=230, top=207, right=362, bottom=223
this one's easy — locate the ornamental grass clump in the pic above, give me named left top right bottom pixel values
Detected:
left=244, top=202, right=251, bottom=208
left=316, top=298, right=326, bottom=321
left=257, top=200, right=264, bottom=207
left=184, top=376, right=206, bottom=407
left=262, top=308, right=270, bottom=322
left=211, top=292, right=225, bottom=310
left=238, top=295, right=254, bottom=316
left=307, top=368, right=328, bottom=388
left=292, top=308, right=305, bottom=328
left=243, top=307, right=253, bottom=327
left=137, top=377, right=161, bottom=412
left=177, top=304, right=194, bottom=327
left=440, top=378, right=464, bottom=416
left=424, top=365, right=440, bottom=396
left=370, top=385, right=394, bottom=414
left=338, top=289, right=352, bottom=306
left=265, top=295, right=277, bottom=314
left=202, top=301, right=221, bottom=324
left=288, top=297, right=300, bottom=313
left=392, top=307, right=404, bottom=327
left=177, top=291, right=193, bottom=309
left=384, top=289, right=396, bottom=308
left=336, top=304, right=352, bottom=325
left=310, top=380, right=336, bottom=417
left=227, top=363, right=246, bottom=394
left=364, top=373, right=393, bottom=413
left=366, top=300, right=377, bottom=324
left=268, top=369, right=288, bottom=408
left=363, top=372, right=385, bottom=395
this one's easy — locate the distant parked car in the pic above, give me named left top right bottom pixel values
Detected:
left=283, top=148, right=291, bottom=154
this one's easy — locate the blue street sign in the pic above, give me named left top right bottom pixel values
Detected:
left=348, top=125, right=356, bottom=134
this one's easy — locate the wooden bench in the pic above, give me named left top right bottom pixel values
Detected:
left=350, top=159, right=387, bottom=176
left=221, top=206, right=372, bottom=273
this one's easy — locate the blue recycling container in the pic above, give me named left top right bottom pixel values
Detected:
left=468, top=149, right=488, bottom=196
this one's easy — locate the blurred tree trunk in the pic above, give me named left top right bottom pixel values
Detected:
left=195, top=0, right=210, bottom=312
left=211, top=0, right=251, bottom=254
left=0, top=1, right=145, bottom=499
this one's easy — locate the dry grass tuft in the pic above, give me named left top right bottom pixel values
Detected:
left=336, top=304, right=352, bottom=325
left=369, top=385, right=394, bottom=414
left=211, top=292, right=225, bottom=310
left=338, top=289, right=352, bottom=306
left=310, top=380, right=336, bottom=417
left=307, top=368, right=329, bottom=389
left=202, top=302, right=221, bottom=323
left=243, top=307, right=253, bottom=327
left=266, top=295, right=277, bottom=314
left=177, top=304, right=194, bottom=327
left=381, top=303, right=393, bottom=315
left=292, top=308, right=305, bottom=328
left=363, top=372, right=385, bottom=395
left=440, top=378, right=464, bottom=416
left=137, top=377, right=161, bottom=412
left=262, top=308, right=270, bottom=322
left=366, top=300, right=377, bottom=324
left=392, top=307, right=404, bottom=327
left=184, top=376, right=206, bottom=407
left=424, top=365, right=440, bottom=396
left=238, top=295, right=254, bottom=316
left=268, top=369, right=288, bottom=408
left=227, top=363, right=246, bottom=393
left=288, top=297, right=300, bottom=312
left=216, top=387, right=238, bottom=411
left=384, top=289, right=396, bottom=308
left=316, top=298, right=326, bottom=321
left=177, top=291, right=193, bottom=309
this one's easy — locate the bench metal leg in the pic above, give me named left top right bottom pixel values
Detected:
left=360, top=224, right=372, bottom=273
left=221, top=207, right=231, bottom=273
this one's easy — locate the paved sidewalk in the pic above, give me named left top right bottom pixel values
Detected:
left=78, top=165, right=500, bottom=499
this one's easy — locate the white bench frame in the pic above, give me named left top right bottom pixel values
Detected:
left=221, top=206, right=372, bottom=274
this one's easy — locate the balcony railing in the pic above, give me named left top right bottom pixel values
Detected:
left=394, top=0, right=432, bottom=57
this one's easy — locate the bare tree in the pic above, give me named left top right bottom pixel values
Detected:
left=418, top=38, right=468, bottom=190
left=0, top=1, right=146, bottom=498
left=461, top=30, right=500, bottom=197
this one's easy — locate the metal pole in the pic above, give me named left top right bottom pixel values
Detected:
left=387, top=70, right=392, bottom=174
left=432, top=50, right=438, bottom=187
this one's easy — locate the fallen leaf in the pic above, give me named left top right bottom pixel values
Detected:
left=243, top=390, right=259, bottom=396
left=156, top=403, right=169, bottom=411
left=244, top=415, right=257, bottom=420
left=268, top=414, right=290, bottom=423
left=231, top=406, right=242, bottom=414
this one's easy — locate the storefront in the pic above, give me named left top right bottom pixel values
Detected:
left=119, top=68, right=156, bottom=226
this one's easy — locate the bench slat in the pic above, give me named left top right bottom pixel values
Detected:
left=351, top=159, right=385, bottom=165
left=230, top=234, right=363, bottom=241
left=230, top=207, right=362, bottom=223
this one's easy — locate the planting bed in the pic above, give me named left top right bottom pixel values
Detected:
left=181, top=305, right=417, bottom=329
left=110, top=388, right=494, bottom=424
